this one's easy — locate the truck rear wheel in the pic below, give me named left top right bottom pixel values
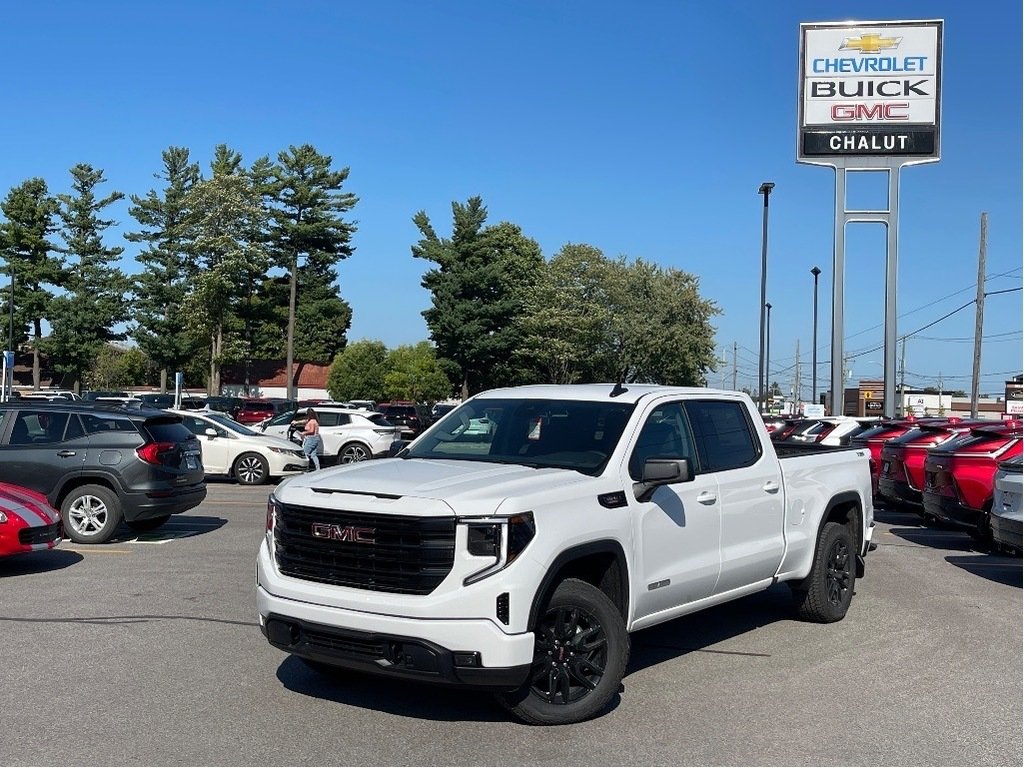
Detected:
left=791, top=521, right=855, bottom=623
left=497, top=578, right=629, bottom=725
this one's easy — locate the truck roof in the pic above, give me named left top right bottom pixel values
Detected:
left=472, top=383, right=742, bottom=405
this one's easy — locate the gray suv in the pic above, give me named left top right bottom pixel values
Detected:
left=0, top=403, right=207, bottom=544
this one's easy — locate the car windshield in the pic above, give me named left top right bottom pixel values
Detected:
left=205, top=412, right=259, bottom=436
left=266, top=410, right=298, bottom=427
left=403, top=397, right=635, bottom=476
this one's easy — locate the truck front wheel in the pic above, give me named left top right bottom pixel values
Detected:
left=497, top=578, right=629, bottom=725
left=791, top=521, right=856, bottom=623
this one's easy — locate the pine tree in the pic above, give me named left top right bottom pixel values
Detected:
left=261, top=145, right=358, bottom=397
left=126, top=147, right=201, bottom=392
left=0, top=179, right=60, bottom=388
left=47, top=164, right=129, bottom=392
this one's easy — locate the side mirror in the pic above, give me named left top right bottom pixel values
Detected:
left=204, top=427, right=218, bottom=439
left=389, top=439, right=411, bottom=457
left=634, top=458, right=694, bottom=502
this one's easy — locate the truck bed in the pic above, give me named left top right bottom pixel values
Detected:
left=774, top=441, right=861, bottom=459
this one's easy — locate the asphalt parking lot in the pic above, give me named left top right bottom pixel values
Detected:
left=2, top=481, right=1021, bottom=766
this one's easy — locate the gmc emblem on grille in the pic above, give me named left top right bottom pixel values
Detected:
left=311, top=523, right=376, bottom=543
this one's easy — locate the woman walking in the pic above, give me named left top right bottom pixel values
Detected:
left=301, top=408, right=323, bottom=471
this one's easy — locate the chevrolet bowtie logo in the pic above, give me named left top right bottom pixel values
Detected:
left=840, top=33, right=902, bottom=54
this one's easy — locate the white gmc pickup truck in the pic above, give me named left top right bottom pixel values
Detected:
left=257, top=384, right=874, bottom=724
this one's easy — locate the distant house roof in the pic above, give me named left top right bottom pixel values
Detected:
left=220, top=360, right=331, bottom=389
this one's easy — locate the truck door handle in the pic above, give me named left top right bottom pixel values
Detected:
left=697, top=491, right=717, bottom=505
left=762, top=481, right=780, bottom=494
left=57, top=450, right=77, bottom=458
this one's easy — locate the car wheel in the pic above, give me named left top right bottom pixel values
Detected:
left=234, top=452, right=270, bottom=485
left=791, top=521, right=855, bottom=623
left=61, top=484, right=122, bottom=544
left=338, top=442, right=370, bottom=464
left=125, top=515, right=171, bottom=533
left=497, top=578, right=629, bottom=726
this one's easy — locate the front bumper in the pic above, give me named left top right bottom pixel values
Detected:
left=260, top=610, right=531, bottom=690
left=991, top=515, right=1023, bottom=551
left=256, top=540, right=536, bottom=687
left=878, top=478, right=922, bottom=507
left=922, top=492, right=981, bottom=530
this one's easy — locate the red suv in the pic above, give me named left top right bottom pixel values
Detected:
left=877, top=417, right=986, bottom=508
left=851, top=417, right=944, bottom=499
left=922, top=420, right=1022, bottom=538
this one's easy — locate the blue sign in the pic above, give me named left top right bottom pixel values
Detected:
left=3, top=350, right=12, bottom=369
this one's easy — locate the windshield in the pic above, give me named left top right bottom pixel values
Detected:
left=266, top=410, right=298, bottom=427
left=404, top=397, right=636, bottom=476
left=206, top=412, right=259, bottom=436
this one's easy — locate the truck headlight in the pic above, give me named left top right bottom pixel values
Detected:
left=461, top=512, right=535, bottom=585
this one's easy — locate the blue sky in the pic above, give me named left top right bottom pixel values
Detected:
left=1, top=0, right=1020, bottom=398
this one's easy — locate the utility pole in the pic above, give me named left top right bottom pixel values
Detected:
left=970, top=212, right=988, bottom=418
left=899, top=337, right=907, bottom=417
left=794, top=339, right=801, bottom=411
left=732, top=342, right=738, bottom=391
left=938, top=371, right=945, bottom=416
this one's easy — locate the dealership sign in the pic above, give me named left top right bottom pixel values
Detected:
left=798, top=20, right=943, bottom=162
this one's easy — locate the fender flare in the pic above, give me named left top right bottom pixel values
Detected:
left=527, top=539, right=630, bottom=630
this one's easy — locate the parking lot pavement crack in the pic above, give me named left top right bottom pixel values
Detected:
left=0, top=614, right=258, bottom=627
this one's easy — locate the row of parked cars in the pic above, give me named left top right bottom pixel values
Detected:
left=0, top=394, right=453, bottom=550
left=765, top=413, right=1022, bottom=554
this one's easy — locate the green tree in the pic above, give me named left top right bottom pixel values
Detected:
left=86, top=345, right=149, bottom=390
left=413, top=197, right=544, bottom=397
left=519, top=247, right=719, bottom=386
left=126, top=146, right=202, bottom=392
left=181, top=160, right=270, bottom=395
left=604, top=257, right=720, bottom=385
left=47, top=164, right=129, bottom=392
left=518, top=243, right=616, bottom=384
left=0, top=179, right=60, bottom=388
left=383, top=342, right=452, bottom=402
left=260, top=145, right=358, bottom=396
left=326, top=340, right=388, bottom=402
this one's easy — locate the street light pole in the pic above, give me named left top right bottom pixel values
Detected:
left=765, top=301, right=773, bottom=410
left=811, top=265, right=821, bottom=408
left=757, top=181, right=775, bottom=413
left=6, top=263, right=13, bottom=402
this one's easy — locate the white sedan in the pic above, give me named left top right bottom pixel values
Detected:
left=260, top=407, right=401, bottom=464
left=171, top=410, right=309, bottom=485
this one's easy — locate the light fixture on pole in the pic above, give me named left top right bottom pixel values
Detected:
left=811, top=265, right=821, bottom=407
left=757, top=181, right=774, bottom=412
left=765, top=301, right=773, bottom=409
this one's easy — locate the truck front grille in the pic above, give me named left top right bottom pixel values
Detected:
left=274, top=502, right=455, bottom=595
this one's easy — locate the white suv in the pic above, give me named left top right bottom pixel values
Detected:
left=259, top=406, right=401, bottom=464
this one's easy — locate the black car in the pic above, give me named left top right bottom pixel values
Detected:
left=0, top=402, right=207, bottom=544
left=378, top=402, right=433, bottom=439
left=205, top=396, right=244, bottom=419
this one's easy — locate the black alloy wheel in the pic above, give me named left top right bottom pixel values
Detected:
left=531, top=605, right=608, bottom=705
left=825, top=537, right=851, bottom=607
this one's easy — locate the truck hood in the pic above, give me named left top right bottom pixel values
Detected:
left=275, top=457, right=592, bottom=516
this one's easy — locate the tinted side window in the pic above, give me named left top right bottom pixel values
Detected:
left=628, top=402, right=695, bottom=481
left=64, top=414, right=86, bottom=441
left=9, top=410, right=71, bottom=445
left=80, top=414, right=140, bottom=435
left=685, top=400, right=760, bottom=472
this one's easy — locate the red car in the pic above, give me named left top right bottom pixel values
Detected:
left=922, top=420, right=1022, bottom=538
left=0, top=482, right=62, bottom=557
left=236, top=400, right=278, bottom=425
left=851, top=416, right=945, bottom=499
left=877, top=417, right=987, bottom=508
